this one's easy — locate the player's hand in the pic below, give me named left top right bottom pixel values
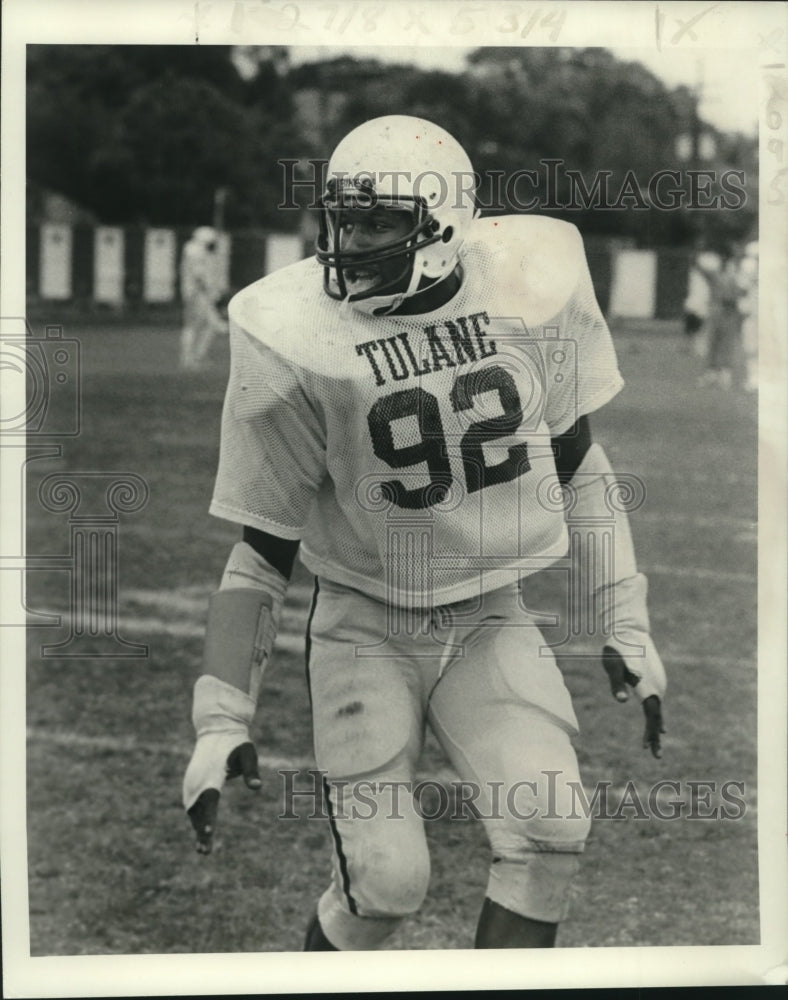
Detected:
left=183, top=735, right=261, bottom=854
left=602, top=645, right=666, bottom=758
left=640, top=695, right=665, bottom=759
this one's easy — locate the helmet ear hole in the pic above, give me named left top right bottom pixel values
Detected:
left=442, top=226, right=454, bottom=244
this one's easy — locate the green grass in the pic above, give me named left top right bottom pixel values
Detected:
left=24, top=319, right=759, bottom=953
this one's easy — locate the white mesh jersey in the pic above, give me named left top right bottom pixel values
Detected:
left=211, top=215, right=623, bottom=606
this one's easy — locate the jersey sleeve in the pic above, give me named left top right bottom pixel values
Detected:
left=209, top=323, right=327, bottom=539
left=542, top=234, right=624, bottom=436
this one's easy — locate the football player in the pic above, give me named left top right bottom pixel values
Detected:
left=683, top=251, right=716, bottom=359
left=182, top=116, right=666, bottom=950
left=179, top=226, right=227, bottom=370
left=696, top=243, right=746, bottom=390
left=737, top=241, right=758, bottom=393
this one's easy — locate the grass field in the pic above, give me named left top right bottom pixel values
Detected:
left=23, top=316, right=759, bottom=955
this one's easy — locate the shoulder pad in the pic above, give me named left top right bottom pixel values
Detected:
left=228, top=257, right=317, bottom=334
left=470, top=215, right=586, bottom=325
left=228, top=256, right=387, bottom=377
left=228, top=257, right=333, bottom=371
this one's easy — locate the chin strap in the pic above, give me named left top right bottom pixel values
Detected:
left=342, top=267, right=421, bottom=317
left=340, top=288, right=405, bottom=318
left=342, top=246, right=468, bottom=317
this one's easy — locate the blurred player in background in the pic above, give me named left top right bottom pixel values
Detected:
left=179, top=226, right=227, bottom=370
left=737, top=241, right=758, bottom=393
left=697, top=245, right=745, bottom=390
left=181, top=116, right=666, bottom=950
left=683, top=250, right=717, bottom=359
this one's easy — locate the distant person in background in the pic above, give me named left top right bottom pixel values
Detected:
left=697, top=245, right=745, bottom=390
left=180, top=226, right=227, bottom=370
left=683, top=251, right=717, bottom=359
left=737, top=241, right=758, bottom=393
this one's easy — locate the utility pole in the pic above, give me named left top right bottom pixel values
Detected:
left=681, top=57, right=717, bottom=247
left=691, top=58, right=703, bottom=169
left=213, top=187, right=228, bottom=231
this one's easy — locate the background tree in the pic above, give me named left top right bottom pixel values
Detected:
left=27, top=44, right=756, bottom=247
left=27, top=45, right=301, bottom=229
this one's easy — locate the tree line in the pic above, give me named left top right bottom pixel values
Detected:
left=27, top=45, right=756, bottom=248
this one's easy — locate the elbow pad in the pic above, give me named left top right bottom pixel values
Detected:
left=201, top=541, right=288, bottom=702
left=183, top=543, right=287, bottom=813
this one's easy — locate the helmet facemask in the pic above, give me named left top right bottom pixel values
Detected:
left=317, top=180, right=444, bottom=314
left=315, top=116, right=478, bottom=316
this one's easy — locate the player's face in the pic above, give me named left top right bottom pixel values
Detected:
left=336, top=207, right=414, bottom=296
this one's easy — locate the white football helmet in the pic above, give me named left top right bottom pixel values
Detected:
left=192, top=226, right=218, bottom=251
left=316, top=115, right=478, bottom=315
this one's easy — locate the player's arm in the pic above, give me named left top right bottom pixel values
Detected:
left=182, top=528, right=300, bottom=854
left=550, top=414, right=592, bottom=486
left=552, top=417, right=666, bottom=758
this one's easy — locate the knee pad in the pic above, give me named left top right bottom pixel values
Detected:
left=348, top=836, right=431, bottom=920
left=482, top=783, right=590, bottom=923
left=485, top=769, right=593, bottom=860
left=317, top=839, right=430, bottom=950
left=324, top=776, right=431, bottom=922
left=317, top=888, right=404, bottom=951
left=498, top=808, right=592, bottom=854
left=485, top=851, right=582, bottom=924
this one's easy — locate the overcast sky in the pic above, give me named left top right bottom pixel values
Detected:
left=289, top=45, right=759, bottom=137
